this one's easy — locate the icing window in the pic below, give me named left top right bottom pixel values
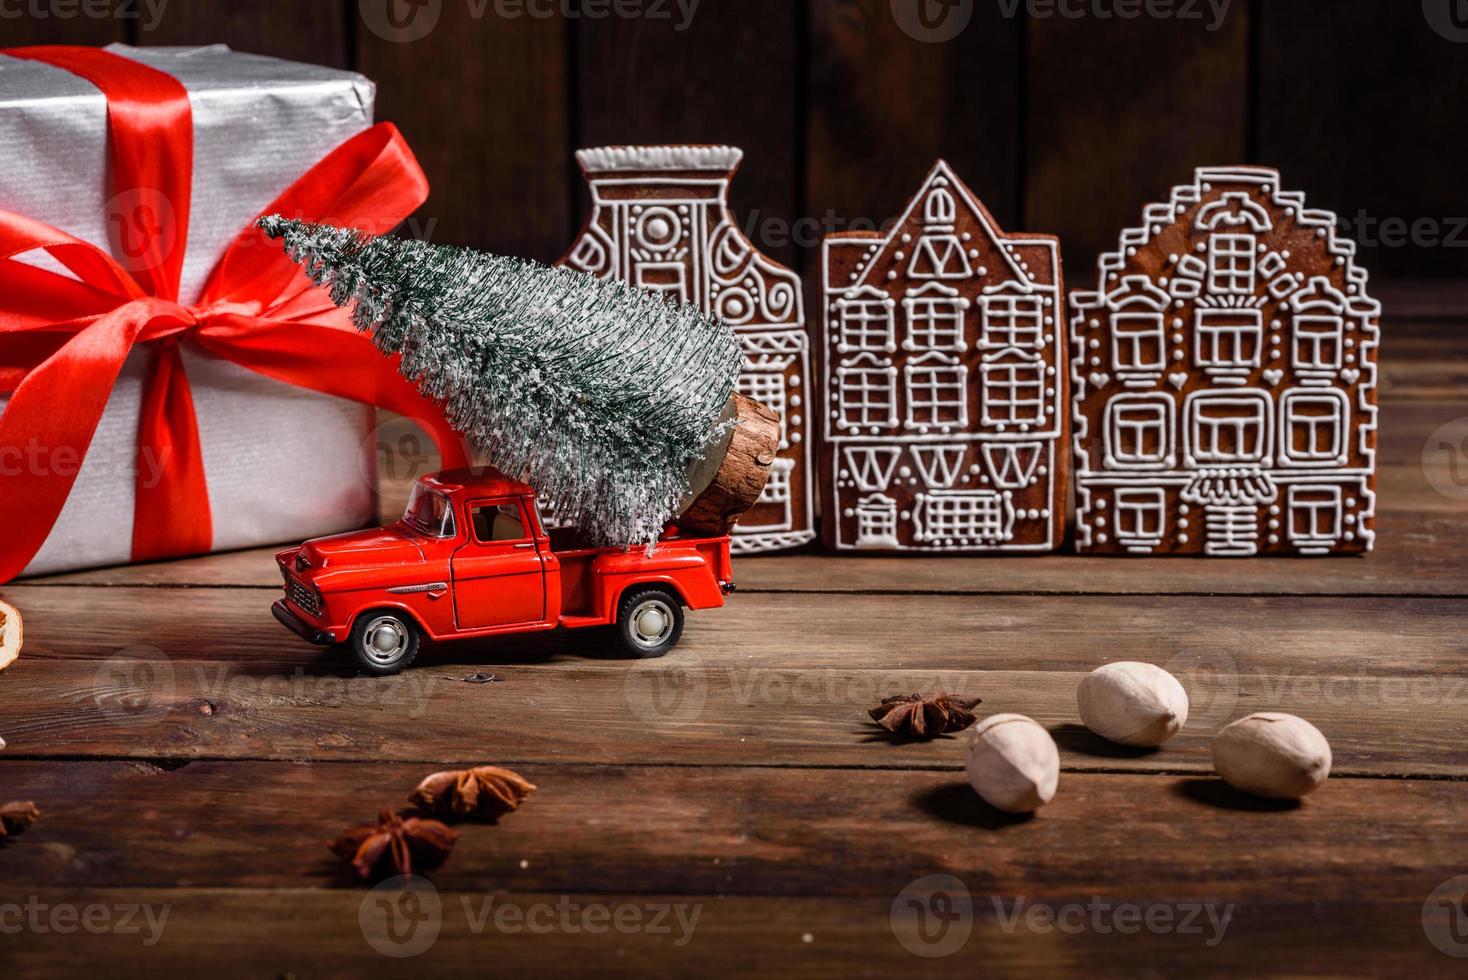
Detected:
left=1106, top=398, right=1171, bottom=466
left=905, top=356, right=968, bottom=427
left=1111, top=312, right=1166, bottom=372
left=836, top=294, right=895, bottom=352
left=982, top=295, right=1045, bottom=350
left=1283, top=392, right=1346, bottom=462
left=1207, top=233, right=1257, bottom=295
left=1188, top=394, right=1269, bottom=463
left=1115, top=488, right=1166, bottom=541
left=837, top=360, right=898, bottom=428
left=981, top=358, right=1046, bottom=425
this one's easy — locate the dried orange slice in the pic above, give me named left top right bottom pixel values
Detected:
left=0, top=600, right=21, bottom=672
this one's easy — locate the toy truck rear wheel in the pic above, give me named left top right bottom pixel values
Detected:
left=349, top=609, right=422, bottom=676
left=616, top=588, right=685, bottom=658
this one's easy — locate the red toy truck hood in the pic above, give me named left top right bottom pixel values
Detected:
left=299, top=525, right=425, bottom=570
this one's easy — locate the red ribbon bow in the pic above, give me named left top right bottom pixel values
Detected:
left=0, top=46, right=469, bottom=582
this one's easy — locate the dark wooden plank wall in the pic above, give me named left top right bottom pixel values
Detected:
left=2, top=0, right=1464, bottom=278
left=576, top=0, right=802, bottom=269
left=1025, top=6, right=1250, bottom=276
left=1257, top=1, right=1468, bottom=278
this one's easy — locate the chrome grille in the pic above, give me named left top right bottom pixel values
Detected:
left=287, top=578, right=321, bottom=617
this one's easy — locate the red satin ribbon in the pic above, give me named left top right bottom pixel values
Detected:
left=0, top=46, right=469, bottom=582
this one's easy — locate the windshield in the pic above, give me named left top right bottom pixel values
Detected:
left=403, top=484, right=455, bottom=537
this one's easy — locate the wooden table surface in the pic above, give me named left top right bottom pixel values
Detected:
left=2, top=284, right=1466, bottom=977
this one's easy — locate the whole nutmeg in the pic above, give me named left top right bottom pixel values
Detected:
left=0, top=800, right=39, bottom=838
left=964, top=713, right=1060, bottom=813
left=1212, top=712, right=1332, bottom=799
left=0, top=600, right=21, bottom=673
left=1077, top=661, right=1189, bottom=747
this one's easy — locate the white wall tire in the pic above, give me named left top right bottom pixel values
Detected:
left=616, top=588, right=685, bottom=658
left=348, top=610, right=422, bottom=675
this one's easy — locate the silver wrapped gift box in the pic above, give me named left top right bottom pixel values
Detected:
left=0, top=45, right=383, bottom=577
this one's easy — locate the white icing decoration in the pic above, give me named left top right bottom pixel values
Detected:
left=1069, top=166, right=1380, bottom=557
left=822, top=160, right=1062, bottom=552
left=563, top=144, right=814, bottom=554
left=576, top=145, right=744, bottom=174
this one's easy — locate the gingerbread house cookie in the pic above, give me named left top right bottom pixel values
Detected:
left=560, top=145, right=815, bottom=554
left=821, top=161, right=1067, bottom=552
left=1069, top=166, right=1381, bottom=556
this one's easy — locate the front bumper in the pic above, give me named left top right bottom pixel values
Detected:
left=272, top=599, right=337, bottom=645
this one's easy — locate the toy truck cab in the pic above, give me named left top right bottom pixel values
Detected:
left=272, top=469, right=735, bottom=675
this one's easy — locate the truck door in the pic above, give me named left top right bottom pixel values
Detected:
left=451, top=498, right=546, bottom=630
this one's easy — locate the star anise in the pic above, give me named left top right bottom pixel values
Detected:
left=328, top=810, right=458, bottom=880
left=0, top=801, right=40, bottom=838
left=869, top=693, right=982, bottom=739
left=410, top=766, right=537, bottom=820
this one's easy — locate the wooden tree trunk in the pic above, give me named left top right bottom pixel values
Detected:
left=675, top=394, right=780, bottom=538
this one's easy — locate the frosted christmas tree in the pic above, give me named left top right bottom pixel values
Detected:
left=259, top=216, right=779, bottom=547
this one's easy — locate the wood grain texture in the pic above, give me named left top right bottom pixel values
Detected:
left=0, top=887, right=1450, bottom=977
left=20, top=506, right=1468, bottom=596
left=32, top=365, right=1468, bottom=594
left=138, top=0, right=348, bottom=65
left=26, top=391, right=1467, bottom=593
left=2, top=761, right=1462, bottom=900
left=1386, top=322, right=1468, bottom=401
left=805, top=0, right=1021, bottom=339
left=574, top=0, right=801, bottom=269
left=8, top=584, right=1468, bottom=673
left=1377, top=281, right=1468, bottom=320
left=808, top=0, right=1021, bottom=230
left=355, top=1, right=569, bottom=260
left=2, top=649, right=1465, bottom=775
left=0, top=5, right=126, bottom=46
left=678, top=394, right=781, bottom=536
left=1257, top=1, right=1468, bottom=278
left=1, top=9, right=1464, bottom=973
left=1025, top=3, right=1250, bottom=276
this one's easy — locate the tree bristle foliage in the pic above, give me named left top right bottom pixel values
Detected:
left=258, top=214, right=743, bottom=546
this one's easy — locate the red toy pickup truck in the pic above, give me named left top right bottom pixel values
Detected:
left=272, top=469, right=736, bottom=674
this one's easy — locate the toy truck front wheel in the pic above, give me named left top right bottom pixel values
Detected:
left=616, top=588, right=685, bottom=658
left=348, top=609, right=422, bottom=676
